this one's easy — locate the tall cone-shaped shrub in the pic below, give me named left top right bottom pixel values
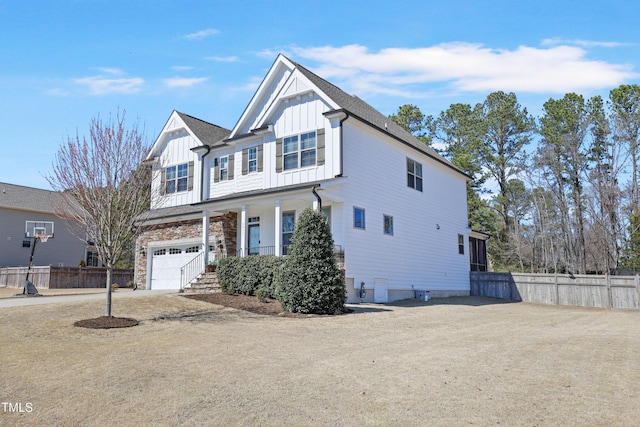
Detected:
left=276, top=208, right=346, bottom=314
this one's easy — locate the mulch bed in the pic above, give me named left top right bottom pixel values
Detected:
left=74, top=316, right=139, bottom=329
left=183, top=293, right=307, bottom=317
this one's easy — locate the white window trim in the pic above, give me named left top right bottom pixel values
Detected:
left=353, top=207, right=366, bottom=230
left=284, top=131, right=317, bottom=171
left=220, top=156, right=229, bottom=181
left=165, top=162, right=189, bottom=194
left=383, top=214, right=394, bottom=236
left=407, top=158, right=423, bottom=192
left=248, top=147, right=257, bottom=173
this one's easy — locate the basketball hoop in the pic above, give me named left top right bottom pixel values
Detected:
left=36, top=234, right=51, bottom=243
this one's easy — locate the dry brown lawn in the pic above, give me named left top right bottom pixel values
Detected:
left=2, top=293, right=640, bottom=426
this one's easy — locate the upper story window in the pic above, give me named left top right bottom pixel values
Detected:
left=214, top=154, right=235, bottom=182
left=220, top=156, right=229, bottom=181
left=407, top=158, right=423, bottom=192
left=276, top=128, right=325, bottom=172
left=248, top=147, right=257, bottom=172
left=458, top=234, right=465, bottom=255
left=284, top=131, right=316, bottom=170
left=242, top=146, right=263, bottom=175
left=162, top=161, right=193, bottom=194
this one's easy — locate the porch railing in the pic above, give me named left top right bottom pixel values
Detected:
left=235, top=245, right=344, bottom=264
left=180, top=251, right=204, bottom=290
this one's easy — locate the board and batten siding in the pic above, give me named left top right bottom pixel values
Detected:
left=207, top=93, right=339, bottom=199
left=151, top=130, right=202, bottom=209
left=338, top=120, right=470, bottom=294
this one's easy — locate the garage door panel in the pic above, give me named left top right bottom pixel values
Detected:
left=151, top=246, right=200, bottom=290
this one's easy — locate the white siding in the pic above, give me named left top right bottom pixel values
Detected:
left=151, top=131, right=202, bottom=209
left=338, top=121, right=469, bottom=294
left=206, top=93, right=340, bottom=200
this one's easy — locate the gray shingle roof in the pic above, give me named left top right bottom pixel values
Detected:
left=290, top=58, right=466, bottom=177
left=0, top=182, right=58, bottom=213
left=176, top=111, right=231, bottom=146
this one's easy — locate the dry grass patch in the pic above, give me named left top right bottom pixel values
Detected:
left=2, top=295, right=640, bottom=426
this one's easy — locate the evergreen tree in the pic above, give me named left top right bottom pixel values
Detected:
left=275, top=208, right=346, bottom=314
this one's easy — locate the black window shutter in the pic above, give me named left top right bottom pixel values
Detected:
left=275, top=138, right=283, bottom=172
left=214, top=158, right=220, bottom=183
left=317, top=128, right=325, bottom=166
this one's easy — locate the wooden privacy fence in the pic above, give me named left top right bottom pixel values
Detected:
left=470, top=271, right=640, bottom=310
left=0, top=266, right=134, bottom=289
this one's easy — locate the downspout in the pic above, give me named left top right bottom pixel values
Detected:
left=198, top=145, right=212, bottom=202
left=312, top=185, right=322, bottom=211
left=338, top=112, right=350, bottom=177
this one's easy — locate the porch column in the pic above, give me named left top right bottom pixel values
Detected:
left=240, top=204, right=247, bottom=257
left=202, top=210, right=210, bottom=266
left=274, top=200, right=282, bottom=256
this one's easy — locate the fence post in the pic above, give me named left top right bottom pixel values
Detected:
left=606, top=273, right=612, bottom=310
left=635, top=274, right=640, bottom=310
left=554, top=272, right=559, bottom=305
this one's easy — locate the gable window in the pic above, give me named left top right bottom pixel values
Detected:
left=162, top=162, right=193, bottom=194
left=383, top=215, right=394, bottom=236
left=407, top=158, right=423, bottom=192
left=283, top=131, right=316, bottom=170
left=458, top=234, right=465, bottom=255
left=354, top=207, right=365, bottom=230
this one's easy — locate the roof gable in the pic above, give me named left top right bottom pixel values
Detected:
left=228, top=54, right=466, bottom=177
left=146, top=111, right=231, bottom=160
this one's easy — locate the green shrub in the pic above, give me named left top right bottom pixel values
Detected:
left=275, top=208, right=346, bottom=314
left=217, top=255, right=285, bottom=298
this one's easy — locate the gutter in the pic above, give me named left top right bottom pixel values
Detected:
left=312, top=185, right=322, bottom=211
left=338, top=112, right=350, bottom=177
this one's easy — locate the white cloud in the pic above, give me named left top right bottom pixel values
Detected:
left=171, top=66, right=194, bottom=71
left=163, top=77, right=209, bottom=88
left=183, top=28, right=219, bottom=40
left=205, top=56, right=239, bottom=63
left=95, top=67, right=126, bottom=75
left=541, top=38, right=629, bottom=48
left=290, top=43, right=638, bottom=96
left=73, top=75, right=144, bottom=95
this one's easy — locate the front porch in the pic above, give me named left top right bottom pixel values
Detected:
left=136, top=184, right=346, bottom=291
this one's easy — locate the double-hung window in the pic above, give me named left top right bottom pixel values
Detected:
left=248, top=147, right=257, bottom=173
left=407, top=158, right=423, bottom=192
left=284, top=131, right=316, bottom=170
left=383, top=215, right=394, bottom=236
left=220, top=156, right=229, bottom=181
left=165, top=162, right=189, bottom=194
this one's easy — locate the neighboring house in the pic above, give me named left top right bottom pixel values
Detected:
left=135, top=54, right=488, bottom=303
left=0, top=182, right=89, bottom=267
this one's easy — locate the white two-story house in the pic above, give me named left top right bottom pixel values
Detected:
left=135, top=54, right=484, bottom=303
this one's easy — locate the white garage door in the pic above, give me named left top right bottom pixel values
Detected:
left=150, top=245, right=200, bottom=290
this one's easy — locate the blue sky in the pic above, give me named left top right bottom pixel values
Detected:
left=1, top=0, right=639, bottom=189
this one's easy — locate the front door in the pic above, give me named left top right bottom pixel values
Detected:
left=248, top=217, right=260, bottom=255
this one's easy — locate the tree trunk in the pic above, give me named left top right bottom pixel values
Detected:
left=105, top=267, right=112, bottom=317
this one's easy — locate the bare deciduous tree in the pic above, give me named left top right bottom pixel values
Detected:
left=47, top=110, right=150, bottom=317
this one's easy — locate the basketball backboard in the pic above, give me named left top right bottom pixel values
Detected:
left=25, top=220, right=55, bottom=239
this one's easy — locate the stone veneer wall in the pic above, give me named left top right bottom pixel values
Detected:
left=134, top=212, right=237, bottom=289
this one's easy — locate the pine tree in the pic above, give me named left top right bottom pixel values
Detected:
left=275, top=208, right=346, bottom=314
